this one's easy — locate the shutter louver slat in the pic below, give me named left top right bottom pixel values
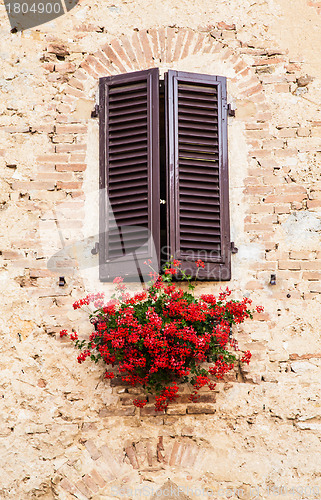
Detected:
left=166, top=70, right=231, bottom=280
left=99, top=69, right=160, bottom=280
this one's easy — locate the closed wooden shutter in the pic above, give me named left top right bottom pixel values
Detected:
left=165, top=70, right=231, bottom=280
left=99, top=69, right=160, bottom=280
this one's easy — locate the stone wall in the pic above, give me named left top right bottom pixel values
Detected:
left=0, top=0, right=321, bottom=498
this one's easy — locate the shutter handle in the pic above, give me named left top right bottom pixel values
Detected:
left=91, top=242, right=99, bottom=255
left=160, top=199, right=166, bottom=205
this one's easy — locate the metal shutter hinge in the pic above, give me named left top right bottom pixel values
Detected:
left=91, top=104, right=100, bottom=118
left=231, top=242, right=238, bottom=254
left=91, top=242, right=99, bottom=255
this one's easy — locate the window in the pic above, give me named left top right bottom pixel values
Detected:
left=98, top=68, right=231, bottom=281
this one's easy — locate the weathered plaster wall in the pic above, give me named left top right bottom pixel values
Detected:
left=1, top=1, right=321, bottom=498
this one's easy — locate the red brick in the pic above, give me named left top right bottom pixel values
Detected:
left=139, top=30, right=154, bottom=66
left=82, top=474, right=99, bottom=493
left=257, top=112, right=273, bottom=121
left=290, top=251, right=312, bottom=260
left=297, top=127, right=310, bottom=137
left=302, top=271, right=321, bottom=280
left=65, top=85, right=84, bottom=99
left=192, top=33, right=206, bottom=54
left=55, top=124, right=87, bottom=134
left=173, top=30, right=187, bottom=61
left=168, top=442, right=182, bottom=466
left=307, top=200, right=321, bottom=209
left=80, top=61, right=100, bottom=79
left=273, top=148, right=298, bottom=158
left=244, top=223, right=273, bottom=232
left=243, top=186, right=272, bottom=195
left=278, top=260, right=301, bottom=270
left=202, top=37, right=214, bottom=54
left=59, top=478, right=87, bottom=499
left=36, top=172, right=73, bottom=181
left=110, top=39, right=133, bottom=69
left=253, top=261, right=278, bottom=271
left=55, top=62, right=75, bottom=74
left=70, top=190, right=85, bottom=198
left=166, top=405, right=187, bottom=415
left=131, top=31, right=147, bottom=67
left=124, top=443, right=139, bottom=469
left=56, top=114, right=74, bottom=124
left=70, top=153, right=86, bottom=162
left=73, top=69, right=88, bottom=81
left=32, top=124, right=55, bottom=134
left=241, top=83, right=263, bottom=97
left=12, top=181, right=56, bottom=191
left=181, top=30, right=196, bottom=59
left=265, top=194, right=306, bottom=203
left=273, top=204, right=291, bottom=214
left=247, top=204, right=272, bottom=214
left=245, top=129, right=269, bottom=139
left=165, top=27, right=177, bottom=64
left=147, top=28, right=160, bottom=62
left=56, top=181, right=83, bottom=190
left=244, top=176, right=264, bottom=186
left=56, top=163, right=86, bottom=172
left=157, top=27, right=166, bottom=62
left=300, top=261, right=321, bottom=270
left=1, top=250, right=21, bottom=259
left=100, top=46, right=124, bottom=73
left=140, top=406, right=164, bottom=416
left=88, top=54, right=110, bottom=75
left=218, top=21, right=236, bottom=30
left=52, top=134, right=74, bottom=144
left=274, top=83, right=290, bottom=92
left=90, top=469, right=106, bottom=488
left=100, top=445, right=123, bottom=476
left=118, top=35, right=140, bottom=68
left=308, top=282, right=321, bottom=293
left=311, top=127, right=321, bottom=137
left=76, top=480, right=92, bottom=498
left=245, top=281, right=264, bottom=290
left=233, top=60, right=248, bottom=73
left=42, top=62, right=55, bottom=72
left=186, top=404, right=216, bottom=414
left=85, top=439, right=101, bottom=460
left=98, top=407, right=135, bottom=416
left=55, top=144, right=86, bottom=153
left=278, top=128, right=297, bottom=138
left=238, top=76, right=260, bottom=90
left=253, top=56, right=285, bottom=66
left=289, top=353, right=321, bottom=360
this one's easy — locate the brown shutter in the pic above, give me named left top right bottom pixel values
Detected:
left=165, top=70, right=230, bottom=280
left=99, top=69, right=160, bottom=280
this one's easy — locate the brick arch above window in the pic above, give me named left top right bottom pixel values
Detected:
left=63, top=26, right=266, bottom=103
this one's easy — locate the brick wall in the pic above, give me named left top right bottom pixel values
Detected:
left=1, top=8, right=321, bottom=499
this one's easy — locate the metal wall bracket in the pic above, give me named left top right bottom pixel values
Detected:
left=91, top=242, right=99, bottom=255
left=231, top=242, right=238, bottom=254
left=91, top=104, right=100, bottom=118
left=227, top=103, right=236, bottom=117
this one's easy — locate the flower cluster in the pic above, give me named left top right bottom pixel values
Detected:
left=60, top=259, right=262, bottom=411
